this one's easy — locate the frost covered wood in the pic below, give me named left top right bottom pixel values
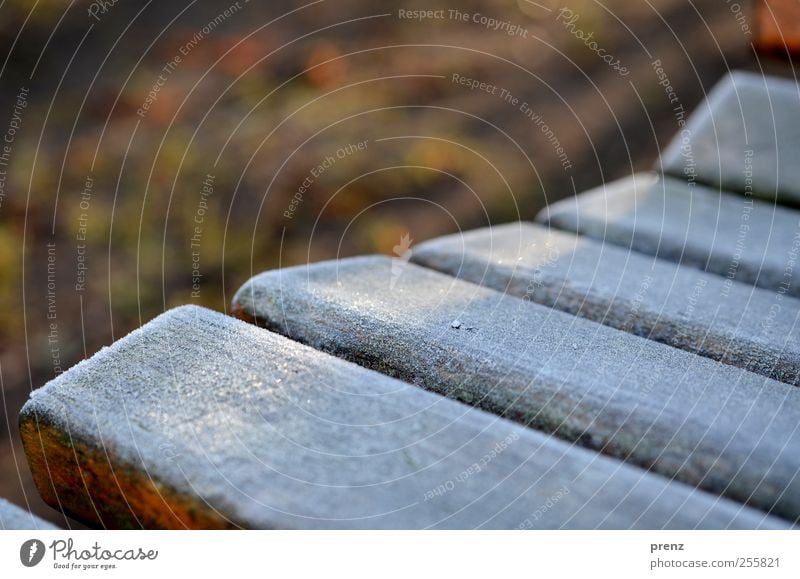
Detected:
left=234, top=257, right=800, bottom=521
left=538, top=173, right=800, bottom=297
left=411, top=222, right=800, bottom=385
left=22, top=306, right=782, bottom=529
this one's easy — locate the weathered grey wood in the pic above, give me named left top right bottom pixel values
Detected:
left=22, top=306, right=777, bottom=530
left=661, top=71, right=800, bottom=207
left=537, top=173, right=800, bottom=297
left=411, top=222, right=800, bottom=385
left=234, top=258, right=800, bottom=521
left=0, top=498, right=58, bottom=530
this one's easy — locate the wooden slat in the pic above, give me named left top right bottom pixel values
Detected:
left=234, top=258, right=800, bottom=521
left=755, top=0, right=800, bottom=57
left=537, top=173, right=800, bottom=297
left=411, top=222, right=800, bottom=385
left=0, top=498, right=58, bottom=530
left=22, top=305, right=776, bottom=529
left=661, top=71, right=800, bottom=206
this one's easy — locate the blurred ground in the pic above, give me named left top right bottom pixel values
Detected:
left=0, top=0, right=761, bottom=526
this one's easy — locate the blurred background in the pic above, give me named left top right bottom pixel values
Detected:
left=0, top=0, right=778, bottom=525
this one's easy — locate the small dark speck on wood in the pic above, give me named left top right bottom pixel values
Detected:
left=451, top=320, right=477, bottom=332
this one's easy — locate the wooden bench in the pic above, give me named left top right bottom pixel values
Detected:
left=410, top=222, right=800, bottom=384
left=21, top=305, right=778, bottom=529
left=661, top=71, right=800, bottom=206
left=538, top=173, right=800, bottom=297
left=0, top=498, right=57, bottom=530
left=16, top=70, right=800, bottom=529
left=233, top=255, right=800, bottom=520
left=756, top=0, right=800, bottom=58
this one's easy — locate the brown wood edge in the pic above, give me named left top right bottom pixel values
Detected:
left=19, top=409, right=236, bottom=529
left=231, top=301, right=257, bottom=326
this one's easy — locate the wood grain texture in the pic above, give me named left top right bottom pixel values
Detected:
left=411, top=222, right=800, bottom=385
left=538, top=173, right=800, bottom=297
left=234, top=258, right=800, bottom=521
left=661, top=71, right=800, bottom=206
left=23, top=305, right=779, bottom=529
